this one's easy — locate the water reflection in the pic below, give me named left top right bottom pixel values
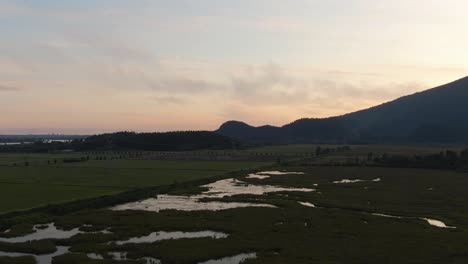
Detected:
left=0, top=223, right=112, bottom=243
left=333, top=178, right=381, bottom=184
left=371, top=213, right=455, bottom=228
left=108, top=252, right=161, bottom=264
left=115, top=231, right=228, bottom=245
left=199, top=253, right=257, bottom=264
left=113, top=178, right=314, bottom=212
left=246, top=171, right=305, bottom=180
left=298, top=202, right=316, bottom=208
left=0, top=223, right=80, bottom=243
left=0, top=246, right=70, bottom=264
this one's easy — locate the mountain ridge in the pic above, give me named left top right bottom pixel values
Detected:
left=216, top=76, right=468, bottom=144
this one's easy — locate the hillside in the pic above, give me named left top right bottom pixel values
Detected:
left=217, top=76, right=468, bottom=144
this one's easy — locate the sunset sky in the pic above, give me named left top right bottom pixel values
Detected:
left=1, top=0, right=468, bottom=134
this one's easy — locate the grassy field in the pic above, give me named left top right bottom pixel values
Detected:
left=0, top=153, right=269, bottom=214
left=2, top=145, right=468, bottom=263
left=251, top=143, right=467, bottom=155
left=2, top=162, right=468, bottom=263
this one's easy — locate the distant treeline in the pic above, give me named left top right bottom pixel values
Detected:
left=0, top=131, right=239, bottom=152
left=0, top=135, right=85, bottom=143
left=373, top=149, right=468, bottom=170
left=314, top=148, right=468, bottom=171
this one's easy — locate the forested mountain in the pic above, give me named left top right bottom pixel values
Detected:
left=217, top=76, right=468, bottom=144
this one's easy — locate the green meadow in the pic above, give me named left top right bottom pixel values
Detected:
left=2, top=146, right=468, bottom=263
left=0, top=153, right=268, bottom=213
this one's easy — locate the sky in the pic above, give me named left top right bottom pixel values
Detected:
left=1, top=0, right=468, bottom=134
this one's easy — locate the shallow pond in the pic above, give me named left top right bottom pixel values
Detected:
left=0, top=246, right=69, bottom=264
left=298, top=201, right=316, bottom=208
left=113, top=178, right=314, bottom=212
left=112, top=195, right=276, bottom=212
left=108, top=252, right=161, bottom=264
left=333, top=178, right=381, bottom=184
left=245, top=174, right=270, bottom=179
left=246, top=171, right=305, bottom=180
left=115, top=231, right=228, bottom=245
left=202, top=179, right=314, bottom=198
left=0, top=223, right=111, bottom=243
left=0, top=223, right=80, bottom=243
left=87, top=253, right=104, bottom=259
left=198, top=253, right=257, bottom=264
left=371, top=213, right=455, bottom=228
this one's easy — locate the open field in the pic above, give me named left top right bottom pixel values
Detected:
left=2, top=145, right=468, bottom=263
left=0, top=153, right=269, bottom=213
left=251, top=143, right=468, bottom=155
left=2, top=162, right=468, bottom=263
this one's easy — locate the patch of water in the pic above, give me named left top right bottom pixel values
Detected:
left=245, top=174, right=270, bottom=180
left=113, top=195, right=276, bottom=212
left=87, top=253, right=104, bottom=259
left=333, top=178, right=381, bottom=184
left=115, top=231, right=228, bottom=245
left=371, top=213, right=402, bottom=219
left=371, top=213, right=455, bottom=229
left=258, top=171, right=305, bottom=175
left=202, top=179, right=314, bottom=198
left=0, top=223, right=80, bottom=243
left=422, top=218, right=456, bottom=229
left=0, top=223, right=112, bottom=243
left=0, top=246, right=70, bottom=264
left=109, top=252, right=161, bottom=264
left=113, top=178, right=313, bottom=212
left=198, top=253, right=257, bottom=264
left=298, top=202, right=316, bottom=208
left=143, top=257, right=162, bottom=264
left=245, top=171, right=305, bottom=180
left=109, top=252, right=127, bottom=261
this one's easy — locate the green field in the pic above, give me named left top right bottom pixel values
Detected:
left=2, top=163, right=468, bottom=263
left=251, top=143, right=466, bottom=155
left=2, top=146, right=468, bottom=263
left=0, top=153, right=269, bottom=214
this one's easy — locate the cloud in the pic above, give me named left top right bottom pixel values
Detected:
left=230, top=64, right=310, bottom=105
left=0, top=85, right=21, bottom=92
left=144, top=77, right=220, bottom=94
left=151, top=95, right=186, bottom=105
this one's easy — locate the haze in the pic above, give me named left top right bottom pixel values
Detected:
left=1, top=0, right=468, bottom=134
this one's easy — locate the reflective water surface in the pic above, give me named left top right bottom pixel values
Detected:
left=333, top=178, right=381, bottom=184
left=115, top=231, right=228, bottom=245
left=0, top=246, right=70, bottom=264
left=108, top=252, right=161, bottom=264
left=298, top=202, right=316, bottom=208
left=113, top=178, right=314, bottom=212
left=0, top=223, right=111, bottom=243
left=0, top=223, right=80, bottom=243
left=198, top=253, right=257, bottom=264
left=246, top=171, right=305, bottom=180
left=371, top=213, right=456, bottom=228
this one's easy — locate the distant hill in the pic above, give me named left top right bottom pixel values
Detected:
left=217, top=76, right=468, bottom=144
left=75, top=131, right=238, bottom=151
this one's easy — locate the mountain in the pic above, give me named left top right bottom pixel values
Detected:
left=216, top=76, right=468, bottom=144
